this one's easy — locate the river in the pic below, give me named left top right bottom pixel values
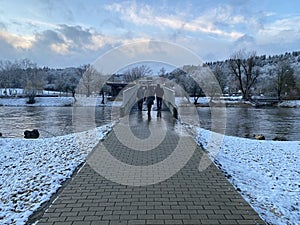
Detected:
left=196, top=107, right=300, bottom=141
left=0, top=106, right=112, bottom=138
left=0, top=106, right=299, bottom=140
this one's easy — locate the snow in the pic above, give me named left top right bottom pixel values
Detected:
left=176, top=97, right=300, bottom=108
left=278, top=100, right=300, bottom=108
left=0, top=97, right=74, bottom=107
left=195, top=127, right=300, bottom=225
left=0, top=89, right=64, bottom=97
left=0, top=96, right=123, bottom=107
left=175, top=97, right=210, bottom=106
left=0, top=124, right=113, bottom=225
left=1, top=96, right=300, bottom=224
left=74, top=96, right=123, bottom=107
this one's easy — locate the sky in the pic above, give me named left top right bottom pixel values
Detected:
left=0, top=0, right=300, bottom=69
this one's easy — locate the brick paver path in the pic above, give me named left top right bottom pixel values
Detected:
left=35, top=110, right=265, bottom=225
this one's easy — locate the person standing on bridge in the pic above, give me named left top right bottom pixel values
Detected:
left=155, top=84, right=164, bottom=111
left=146, top=85, right=155, bottom=117
left=136, top=86, right=145, bottom=111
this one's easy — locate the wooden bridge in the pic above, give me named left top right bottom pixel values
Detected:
left=250, top=97, right=280, bottom=107
left=121, top=81, right=178, bottom=118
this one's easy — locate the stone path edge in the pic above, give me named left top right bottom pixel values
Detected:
left=26, top=161, right=86, bottom=224
left=27, top=126, right=116, bottom=224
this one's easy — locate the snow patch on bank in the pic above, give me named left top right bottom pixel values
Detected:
left=195, top=127, right=300, bottom=225
left=0, top=124, right=113, bottom=225
left=0, top=97, right=74, bottom=107
left=278, top=100, right=300, bottom=108
left=0, top=96, right=123, bottom=107
left=176, top=97, right=300, bottom=108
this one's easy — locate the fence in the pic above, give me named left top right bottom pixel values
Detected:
left=162, top=86, right=178, bottom=119
left=120, top=85, right=139, bottom=116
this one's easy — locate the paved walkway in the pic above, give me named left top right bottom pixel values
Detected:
left=35, top=110, right=265, bottom=225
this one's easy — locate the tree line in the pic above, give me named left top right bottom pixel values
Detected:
left=163, top=50, right=299, bottom=101
left=0, top=49, right=299, bottom=103
left=210, top=50, right=299, bottom=100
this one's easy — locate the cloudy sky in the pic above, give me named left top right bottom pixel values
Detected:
left=0, top=0, right=300, bottom=68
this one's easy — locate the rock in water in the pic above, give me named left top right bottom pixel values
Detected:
left=272, top=136, right=288, bottom=141
left=24, top=129, right=40, bottom=139
left=254, top=134, right=265, bottom=140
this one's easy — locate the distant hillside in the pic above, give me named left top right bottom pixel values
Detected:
left=162, top=51, right=300, bottom=99
left=207, top=51, right=300, bottom=98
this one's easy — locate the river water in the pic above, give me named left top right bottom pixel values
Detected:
left=0, top=106, right=112, bottom=138
left=195, top=107, right=300, bottom=141
left=0, top=106, right=299, bottom=141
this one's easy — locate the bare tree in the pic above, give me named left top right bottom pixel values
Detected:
left=0, top=59, right=44, bottom=98
left=124, top=65, right=152, bottom=82
left=229, top=50, right=260, bottom=100
left=93, top=73, right=110, bottom=104
left=212, top=65, right=227, bottom=93
left=159, top=67, right=166, bottom=76
left=0, top=60, right=20, bottom=93
left=0, top=60, right=10, bottom=93
left=77, top=65, right=109, bottom=100
left=190, top=79, right=204, bottom=104
left=25, top=65, right=46, bottom=103
left=78, top=65, right=97, bottom=97
left=275, top=61, right=295, bottom=99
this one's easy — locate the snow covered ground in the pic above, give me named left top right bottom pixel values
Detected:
left=278, top=100, right=300, bottom=108
left=0, top=124, right=113, bottom=225
left=1, top=95, right=299, bottom=108
left=0, top=96, right=122, bottom=107
left=195, top=127, right=300, bottom=225
left=0, top=97, right=74, bottom=107
left=1, top=96, right=299, bottom=224
left=2, top=122, right=298, bottom=225
left=175, top=97, right=300, bottom=108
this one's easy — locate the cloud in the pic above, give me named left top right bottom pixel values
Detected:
left=37, top=0, right=75, bottom=23
left=24, top=18, right=59, bottom=31
left=257, top=16, right=300, bottom=44
left=27, top=25, right=117, bottom=55
left=104, top=2, right=244, bottom=40
left=0, top=22, right=6, bottom=30
left=235, top=34, right=255, bottom=45
left=201, top=4, right=246, bottom=26
left=0, top=30, right=35, bottom=49
left=105, top=2, right=155, bottom=27
left=231, top=34, right=257, bottom=52
left=0, top=23, right=120, bottom=67
left=1, top=1, right=300, bottom=68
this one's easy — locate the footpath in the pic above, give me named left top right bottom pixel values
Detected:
left=35, top=110, right=265, bottom=225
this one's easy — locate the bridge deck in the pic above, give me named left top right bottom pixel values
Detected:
left=35, top=110, right=265, bottom=225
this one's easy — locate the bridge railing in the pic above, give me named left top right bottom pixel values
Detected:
left=250, top=97, right=280, bottom=107
left=120, top=84, right=139, bottom=116
left=163, top=86, right=178, bottom=118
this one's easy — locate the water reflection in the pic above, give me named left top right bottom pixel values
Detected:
left=0, top=106, right=299, bottom=140
left=196, top=107, right=299, bottom=141
left=0, top=106, right=111, bottom=138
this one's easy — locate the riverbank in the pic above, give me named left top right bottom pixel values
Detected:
left=0, top=97, right=74, bottom=107
left=0, top=96, right=123, bottom=107
left=1, top=96, right=299, bottom=108
left=194, top=127, right=300, bottom=225
left=0, top=124, right=113, bottom=224
left=0, top=96, right=299, bottom=224
left=0, top=123, right=299, bottom=224
left=176, top=97, right=300, bottom=108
